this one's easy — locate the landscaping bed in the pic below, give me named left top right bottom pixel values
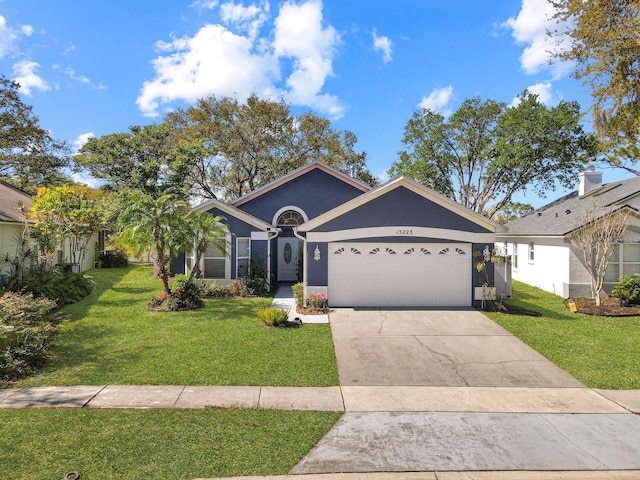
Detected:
left=564, top=296, right=640, bottom=316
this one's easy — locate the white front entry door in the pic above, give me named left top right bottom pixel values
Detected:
left=277, top=237, right=300, bottom=282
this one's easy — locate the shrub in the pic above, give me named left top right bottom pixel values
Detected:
left=230, top=278, right=249, bottom=297
left=610, top=274, right=640, bottom=304
left=292, top=282, right=304, bottom=308
left=97, top=250, right=128, bottom=268
left=245, top=254, right=269, bottom=295
left=0, top=292, right=67, bottom=383
left=256, top=307, right=289, bottom=326
left=18, top=268, right=95, bottom=306
left=200, top=283, right=232, bottom=298
left=167, top=276, right=204, bottom=311
left=308, top=292, right=327, bottom=309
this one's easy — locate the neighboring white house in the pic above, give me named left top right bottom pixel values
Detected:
left=0, top=180, right=32, bottom=262
left=0, top=180, right=101, bottom=273
left=498, top=170, right=640, bottom=298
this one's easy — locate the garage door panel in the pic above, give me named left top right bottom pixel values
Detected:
left=328, top=242, right=471, bottom=307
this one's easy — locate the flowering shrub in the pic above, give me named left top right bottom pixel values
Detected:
left=308, top=292, right=327, bottom=309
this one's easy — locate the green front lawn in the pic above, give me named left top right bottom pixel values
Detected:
left=485, top=281, right=640, bottom=389
left=0, top=408, right=341, bottom=480
left=18, top=264, right=338, bottom=387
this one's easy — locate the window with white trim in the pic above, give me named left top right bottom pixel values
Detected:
left=512, top=243, right=518, bottom=269
left=605, top=243, right=640, bottom=283
left=236, top=238, right=251, bottom=278
left=528, top=242, right=534, bottom=264
left=203, top=240, right=229, bottom=279
left=276, top=210, right=304, bottom=226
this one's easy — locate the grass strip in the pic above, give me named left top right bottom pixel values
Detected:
left=0, top=408, right=341, bottom=480
left=485, top=280, right=640, bottom=389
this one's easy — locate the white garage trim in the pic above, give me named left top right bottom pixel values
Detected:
left=328, top=242, right=472, bottom=307
left=307, top=227, right=494, bottom=243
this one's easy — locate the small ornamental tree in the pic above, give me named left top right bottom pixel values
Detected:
left=116, top=191, right=191, bottom=295
left=29, top=185, right=105, bottom=271
left=570, top=207, right=632, bottom=305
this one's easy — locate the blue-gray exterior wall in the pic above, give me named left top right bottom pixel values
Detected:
left=236, top=169, right=366, bottom=223
left=314, top=187, right=492, bottom=233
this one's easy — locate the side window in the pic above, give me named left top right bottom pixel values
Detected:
left=528, top=242, right=534, bottom=264
left=236, top=238, right=250, bottom=278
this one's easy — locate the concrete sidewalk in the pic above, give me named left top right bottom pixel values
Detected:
left=1, top=384, right=639, bottom=414
left=271, top=283, right=329, bottom=324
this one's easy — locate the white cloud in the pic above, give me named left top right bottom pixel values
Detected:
left=20, top=24, right=34, bottom=36
left=220, top=1, right=269, bottom=40
left=419, top=85, right=454, bottom=116
left=73, top=132, right=95, bottom=153
left=511, top=82, right=559, bottom=107
left=502, top=0, right=572, bottom=78
left=66, top=68, right=90, bottom=84
left=12, top=60, right=50, bottom=96
left=138, top=0, right=345, bottom=119
left=190, top=0, right=219, bottom=11
left=0, top=16, right=17, bottom=59
left=372, top=29, right=392, bottom=63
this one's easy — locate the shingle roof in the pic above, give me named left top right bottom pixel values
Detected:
left=0, top=181, right=31, bottom=223
left=503, top=175, right=640, bottom=236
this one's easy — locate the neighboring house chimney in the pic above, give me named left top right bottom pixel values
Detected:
left=579, top=167, right=603, bottom=197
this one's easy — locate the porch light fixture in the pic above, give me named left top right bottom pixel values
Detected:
left=483, top=245, right=491, bottom=263
left=314, top=244, right=321, bottom=261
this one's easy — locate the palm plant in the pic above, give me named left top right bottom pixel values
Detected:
left=185, top=212, right=229, bottom=282
left=116, top=192, right=191, bottom=294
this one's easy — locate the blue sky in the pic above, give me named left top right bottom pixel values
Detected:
left=0, top=0, right=624, bottom=207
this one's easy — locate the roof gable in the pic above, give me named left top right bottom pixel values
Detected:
left=298, top=176, right=504, bottom=233
left=191, top=197, right=274, bottom=231
left=231, top=162, right=371, bottom=207
left=503, top=175, right=640, bottom=237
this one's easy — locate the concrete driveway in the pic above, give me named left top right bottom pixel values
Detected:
left=329, top=308, right=583, bottom=388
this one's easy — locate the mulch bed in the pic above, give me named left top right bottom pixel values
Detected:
left=296, top=307, right=330, bottom=315
left=563, top=297, right=640, bottom=317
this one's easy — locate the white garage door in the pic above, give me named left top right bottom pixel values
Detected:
left=328, top=242, right=472, bottom=307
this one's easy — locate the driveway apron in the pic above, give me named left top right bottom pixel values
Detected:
left=328, top=308, right=583, bottom=387
left=290, top=308, right=640, bottom=475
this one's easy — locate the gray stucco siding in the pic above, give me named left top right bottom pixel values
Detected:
left=312, top=187, right=492, bottom=233
left=237, top=169, right=365, bottom=223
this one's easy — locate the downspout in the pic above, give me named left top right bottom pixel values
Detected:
left=266, top=227, right=279, bottom=291
left=293, top=227, right=307, bottom=298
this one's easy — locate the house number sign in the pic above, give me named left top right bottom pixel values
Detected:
left=396, top=229, right=413, bottom=235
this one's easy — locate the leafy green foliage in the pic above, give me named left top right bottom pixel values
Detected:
left=0, top=76, right=69, bottom=192
left=167, top=93, right=376, bottom=200
left=256, top=307, right=290, bottom=326
left=74, top=123, right=192, bottom=198
left=199, top=282, right=232, bottom=298
left=20, top=270, right=95, bottom=306
left=245, top=254, right=269, bottom=295
left=610, top=274, right=640, bottom=304
left=292, top=282, right=304, bottom=308
left=551, top=0, right=640, bottom=171
left=389, top=92, right=597, bottom=218
left=29, top=184, right=106, bottom=270
left=97, top=250, right=128, bottom=268
left=0, top=292, right=67, bottom=382
left=166, top=275, right=204, bottom=311
left=116, top=191, right=191, bottom=294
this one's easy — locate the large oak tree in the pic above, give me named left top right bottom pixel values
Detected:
left=0, top=76, right=68, bottom=192
left=550, top=0, right=640, bottom=173
left=388, top=92, right=597, bottom=219
left=167, top=93, right=376, bottom=200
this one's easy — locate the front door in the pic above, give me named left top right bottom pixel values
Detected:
left=277, top=237, right=300, bottom=282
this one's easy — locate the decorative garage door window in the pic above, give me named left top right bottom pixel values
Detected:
left=277, top=210, right=304, bottom=226
left=332, top=245, right=467, bottom=256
